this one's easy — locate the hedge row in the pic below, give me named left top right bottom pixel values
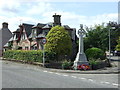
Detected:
left=3, top=50, right=56, bottom=63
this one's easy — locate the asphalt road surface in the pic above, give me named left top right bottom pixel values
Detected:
left=1, top=59, right=119, bottom=88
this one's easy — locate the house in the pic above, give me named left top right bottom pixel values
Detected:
left=0, top=22, right=12, bottom=56
left=6, top=14, right=77, bottom=59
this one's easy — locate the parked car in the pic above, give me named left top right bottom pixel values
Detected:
left=114, top=51, right=120, bottom=56
left=105, top=51, right=113, bottom=56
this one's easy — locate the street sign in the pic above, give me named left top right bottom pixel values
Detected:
left=42, top=38, right=47, bottom=45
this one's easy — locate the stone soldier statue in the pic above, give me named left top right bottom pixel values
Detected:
left=73, top=24, right=89, bottom=70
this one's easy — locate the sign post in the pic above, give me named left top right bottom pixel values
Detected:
left=42, top=38, right=47, bottom=67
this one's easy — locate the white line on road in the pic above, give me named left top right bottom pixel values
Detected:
left=55, top=73, right=61, bottom=75
left=62, top=74, right=69, bottom=77
left=79, top=78, right=86, bottom=80
left=43, top=71, right=48, bottom=72
left=71, top=76, right=77, bottom=78
left=112, top=83, right=118, bottom=86
left=100, top=81, right=110, bottom=84
left=48, top=72, right=53, bottom=74
left=104, top=82, right=110, bottom=84
left=88, top=79, right=94, bottom=82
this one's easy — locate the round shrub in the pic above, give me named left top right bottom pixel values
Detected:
left=45, top=25, right=72, bottom=61
left=85, top=47, right=105, bottom=60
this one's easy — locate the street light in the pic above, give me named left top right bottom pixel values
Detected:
left=107, top=21, right=116, bottom=66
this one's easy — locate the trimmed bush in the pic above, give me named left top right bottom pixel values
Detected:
left=3, top=50, right=55, bottom=63
left=85, top=47, right=105, bottom=60
left=45, top=25, right=72, bottom=61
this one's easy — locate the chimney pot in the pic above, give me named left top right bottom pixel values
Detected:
left=2, top=22, right=8, bottom=28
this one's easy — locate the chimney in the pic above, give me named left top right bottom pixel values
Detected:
left=53, top=13, right=61, bottom=26
left=2, top=22, right=8, bottom=28
left=19, top=24, right=23, bottom=30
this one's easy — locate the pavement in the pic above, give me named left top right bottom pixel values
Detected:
left=1, top=56, right=120, bottom=74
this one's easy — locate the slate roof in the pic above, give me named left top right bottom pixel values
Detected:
left=37, top=23, right=46, bottom=28
left=4, top=43, right=8, bottom=47
left=23, top=23, right=34, bottom=37
left=13, top=29, right=20, bottom=33
left=42, top=24, right=52, bottom=29
left=63, top=25, right=71, bottom=29
left=9, top=37, right=13, bottom=42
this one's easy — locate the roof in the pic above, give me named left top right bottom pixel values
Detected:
left=63, top=25, right=71, bottom=29
left=46, top=22, right=54, bottom=26
left=36, top=34, right=45, bottom=38
left=23, top=23, right=34, bottom=37
left=9, top=37, right=13, bottom=42
left=13, top=29, right=20, bottom=33
left=37, top=23, right=46, bottom=28
left=42, top=24, right=52, bottom=29
left=4, top=43, right=8, bottom=47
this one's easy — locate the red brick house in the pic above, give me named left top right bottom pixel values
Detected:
left=6, top=14, right=77, bottom=59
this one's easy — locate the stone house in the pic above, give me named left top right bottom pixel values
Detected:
left=0, top=22, right=12, bottom=56
left=7, top=14, right=77, bottom=59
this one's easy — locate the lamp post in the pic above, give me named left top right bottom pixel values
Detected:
left=108, top=21, right=116, bottom=66
left=108, top=22, right=111, bottom=65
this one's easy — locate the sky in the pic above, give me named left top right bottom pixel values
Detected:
left=0, top=0, right=119, bottom=32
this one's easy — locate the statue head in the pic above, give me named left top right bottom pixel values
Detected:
left=80, top=24, right=83, bottom=29
left=78, top=24, right=86, bottom=36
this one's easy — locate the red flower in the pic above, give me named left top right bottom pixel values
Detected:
left=77, top=64, right=90, bottom=70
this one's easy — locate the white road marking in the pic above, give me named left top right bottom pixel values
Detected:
left=112, top=83, right=118, bottom=86
left=80, top=78, right=86, bottom=80
left=62, top=74, right=69, bottom=77
left=104, top=82, right=110, bottom=84
left=43, top=71, right=48, bottom=72
left=55, top=73, right=61, bottom=75
left=48, top=72, right=53, bottom=74
left=100, top=81, right=110, bottom=84
left=71, top=76, right=77, bottom=78
left=88, top=79, right=94, bottom=82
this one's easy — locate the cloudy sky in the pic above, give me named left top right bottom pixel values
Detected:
left=0, top=0, right=119, bottom=32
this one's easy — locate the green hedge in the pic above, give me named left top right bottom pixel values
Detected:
left=85, top=47, right=105, bottom=60
left=3, top=50, right=43, bottom=63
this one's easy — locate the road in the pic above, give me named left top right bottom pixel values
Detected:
left=1, top=59, right=119, bottom=88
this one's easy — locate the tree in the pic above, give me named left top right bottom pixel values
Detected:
left=84, top=22, right=120, bottom=52
left=84, top=25, right=109, bottom=52
left=116, top=37, right=120, bottom=51
left=45, top=25, right=72, bottom=61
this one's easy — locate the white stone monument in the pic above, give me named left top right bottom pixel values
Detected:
left=73, top=24, right=89, bottom=69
